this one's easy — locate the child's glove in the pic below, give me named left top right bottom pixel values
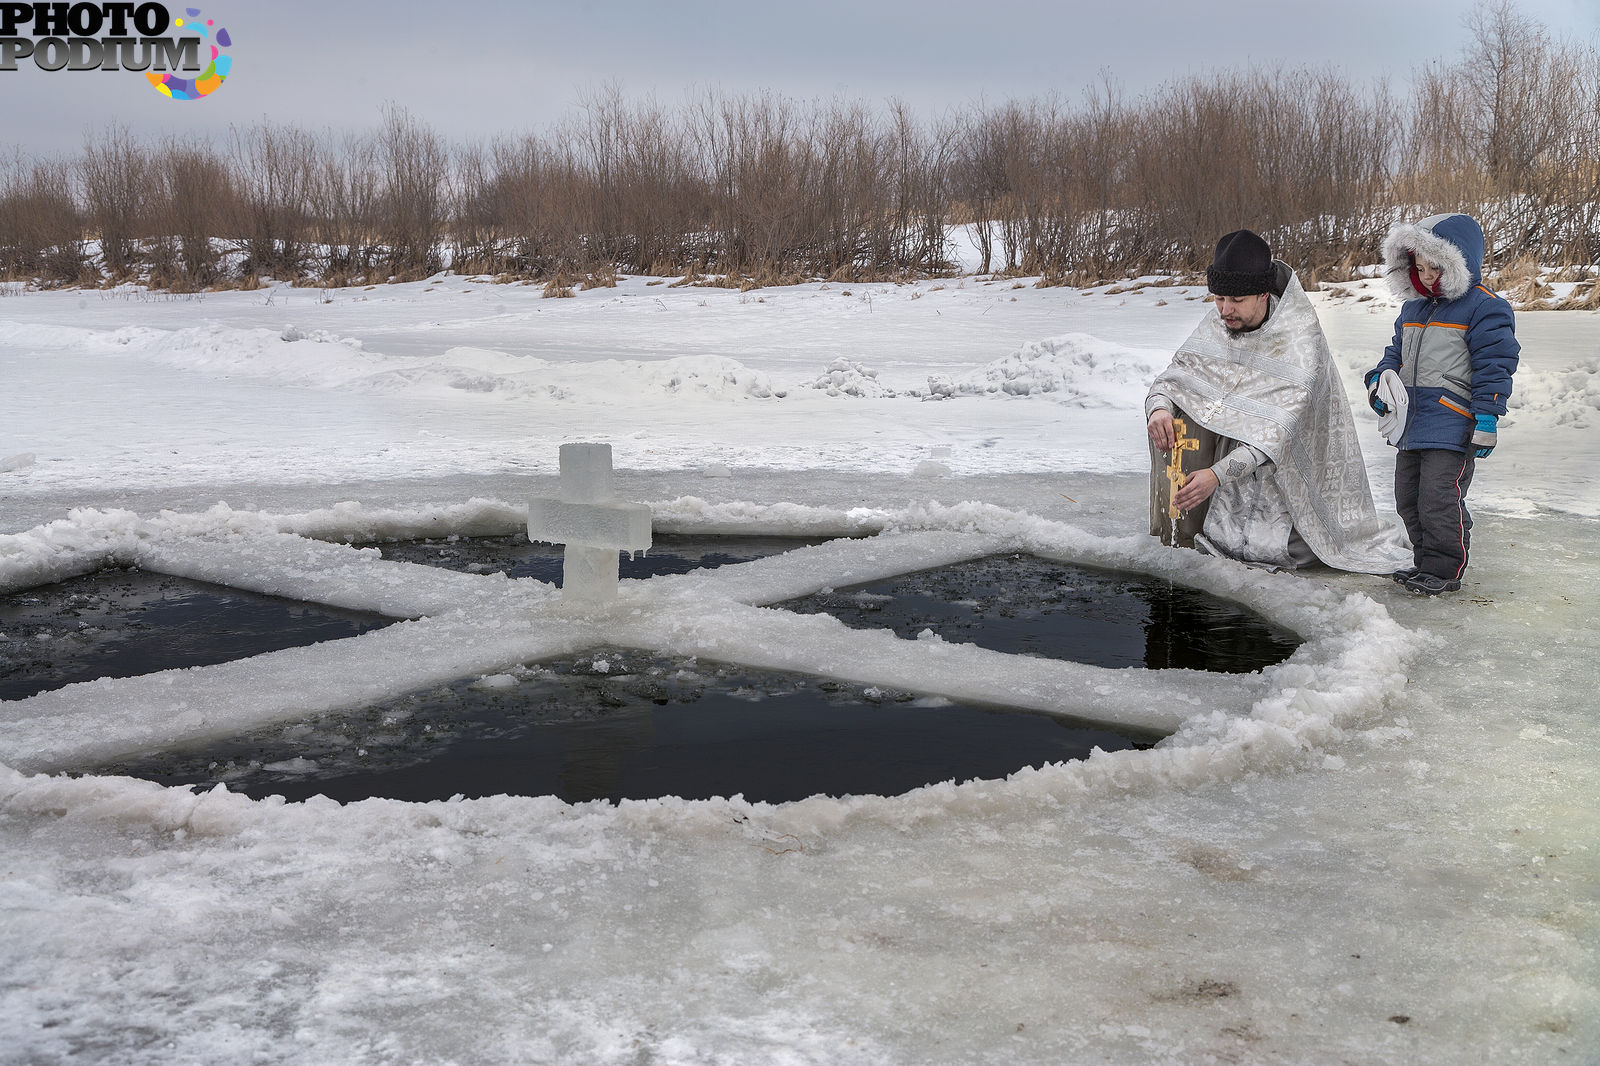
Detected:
left=1472, top=414, right=1498, bottom=458
left=1372, top=371, right=1409, bottom=444
left=1365, top=371, right=1388, bottom=414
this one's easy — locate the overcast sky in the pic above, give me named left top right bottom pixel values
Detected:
left=3, top=0, right=1597, bottom=156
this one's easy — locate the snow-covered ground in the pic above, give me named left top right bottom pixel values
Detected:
left=1, top=271, right=1596, bottom=1065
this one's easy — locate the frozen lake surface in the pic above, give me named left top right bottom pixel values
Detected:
left=1, top=274, right=1595, bottom=1064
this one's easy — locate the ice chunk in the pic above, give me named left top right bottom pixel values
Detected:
left=556, top=442, right=614, bottom=503
left=526, top=498, right=651, bottom=551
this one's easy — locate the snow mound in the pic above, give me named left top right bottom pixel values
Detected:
left=9, top=319, right=794, bottom=403
left=0, top=320, right=100, bottom=348
left=1509, top=357, right=1600, bottom=429
left=278, top=324, right=362, bottom=347
left=915, top=333, right=1167, bottom=404
left=388, top=354, right=788, bottom=402
left=82, top=323, right=383, bottom=390
left=630, top=356, right=787, bottom=400
left=804, top=358, right=897, bottom=398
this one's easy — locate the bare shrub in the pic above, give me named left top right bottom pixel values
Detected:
left=1118, top=66, right=1396, bottom=277
left=229, top=122, right=317, bottom=280
left=467, top=132, right=588, bottom=278
left=308, top=132, right=381, bottom=283
left=1404, top=0, right=1600, bottom=268
left=375, top=105, right=447, bottom=279
left=449, top=140, right=502, bottom=276
left=18, top=18, right=1600, bottom=295
left=78, top=124, right=150, bottom=280
left=955, top=65, right=1397, bottom=285
left=882, top=99, right=957, bottom=276
left=691, top=90, right=817, bottom=277
left=147, top=139, right=232, bottom=290
left=0, top=154, right=87, bottom=283
left=1489, top=256, right=1556, bottom=308
left=1555, top=277, right=1600, bottom=310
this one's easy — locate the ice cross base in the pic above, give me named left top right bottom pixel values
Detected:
left=527, top=443, right=652, bottom=604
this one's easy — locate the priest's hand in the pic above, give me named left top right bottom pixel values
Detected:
left=1174, top=468, right=1219, bottom=511
left=1147, top=410, right=1176, bottom=450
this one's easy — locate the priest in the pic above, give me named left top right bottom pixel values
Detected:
left=1145, top=229, right=1408, bottom=573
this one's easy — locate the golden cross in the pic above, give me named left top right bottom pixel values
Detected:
left=1165, top=417, right=1199, bottom=520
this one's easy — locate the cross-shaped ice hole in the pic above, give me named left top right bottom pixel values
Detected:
left=526, top=443, right=652, bottom=604
left=1, top=495, right=1339, bottom=784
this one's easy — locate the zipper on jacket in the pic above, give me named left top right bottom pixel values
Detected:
left=1399, top=297, right=1440, bottom=448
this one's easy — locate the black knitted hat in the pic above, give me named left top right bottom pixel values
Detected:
left=1206, top=229, right=1275, bottom=296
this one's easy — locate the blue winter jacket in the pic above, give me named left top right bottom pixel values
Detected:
left=1366, top=213, right=1519, bottom=452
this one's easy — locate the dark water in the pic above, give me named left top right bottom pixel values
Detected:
left=12, top=535, right=1297, bottom=804
left=102, top=650, right=1155, bottom=805
left=0, top=536, right=824, bottom=702
left=0, top=569, right=395, bottom=702
left=779, top=553, right=1301, bottom=674
left=379, top=535, right=1300, bottom=673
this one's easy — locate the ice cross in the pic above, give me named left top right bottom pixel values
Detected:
left=526, top=443, right=652, bottom=603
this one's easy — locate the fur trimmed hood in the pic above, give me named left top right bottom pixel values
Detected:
left=1382, top=213, right=1484, bottom=300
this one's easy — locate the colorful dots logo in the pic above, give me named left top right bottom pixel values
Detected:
left=147, top=7, right=232, bottom=101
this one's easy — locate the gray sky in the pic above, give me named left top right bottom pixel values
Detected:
left=4, top=0, right=1597, bottom=156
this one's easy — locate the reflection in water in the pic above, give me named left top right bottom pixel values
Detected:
left=1136, top=578, right=1299, bottom=672
left=554, top=694, right=658, bottom=803
left=782, top=554, right=1299, bottom=674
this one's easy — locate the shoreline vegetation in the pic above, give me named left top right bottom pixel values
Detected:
left=3, top=3, right=1597, bottom=306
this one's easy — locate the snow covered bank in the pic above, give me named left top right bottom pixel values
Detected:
left=0, top=313, right=1174, bottom=408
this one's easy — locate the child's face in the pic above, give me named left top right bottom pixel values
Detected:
left=1416, top=258, right=1442, bottom=292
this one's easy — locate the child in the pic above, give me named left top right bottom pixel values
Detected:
left=1365, top=213, right=1519, bottom=595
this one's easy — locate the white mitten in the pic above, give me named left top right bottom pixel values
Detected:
left=1375, top=369, right=1409, bottom=444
